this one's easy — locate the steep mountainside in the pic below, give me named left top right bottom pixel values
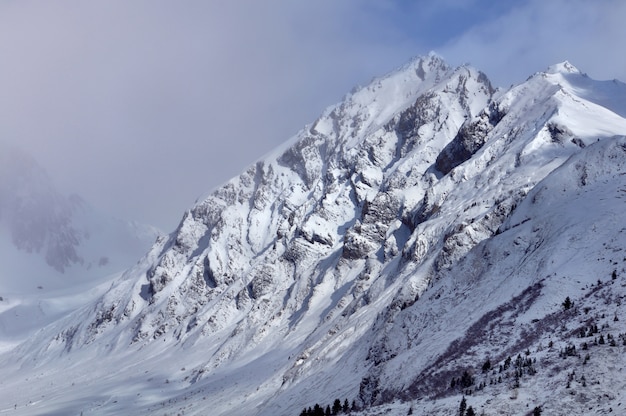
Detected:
left=1, top=55, right=626, bottom=416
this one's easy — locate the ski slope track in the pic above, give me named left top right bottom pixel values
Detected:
left=2, top=54, right=626, bottom=415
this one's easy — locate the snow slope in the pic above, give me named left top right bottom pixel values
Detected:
left=1, top=55, right=626, bottom=416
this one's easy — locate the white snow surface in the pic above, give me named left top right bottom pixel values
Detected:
left=2, top=55, right=626, bottom=416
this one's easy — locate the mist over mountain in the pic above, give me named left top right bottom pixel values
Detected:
left=0, top=142, right=160, bottom=347
left=0, top=142, right=160, bottom=288
left=1, top=54, right=626, bottom=415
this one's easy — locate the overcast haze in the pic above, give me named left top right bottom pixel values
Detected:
left=2, top=0, right=625, bottom=231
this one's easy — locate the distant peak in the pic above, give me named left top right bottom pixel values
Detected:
left=426, top=50, right=446, bottom=63
left=546, top=61, right=580, bottom=75
left=404, top=52, right=450, bottom=81
left=405, top=51, right=445, bottom=65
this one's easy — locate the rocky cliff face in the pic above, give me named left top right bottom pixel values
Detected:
left=4, top=56, right=626, bottom=416
left=61, top=55, right=494, bottom=347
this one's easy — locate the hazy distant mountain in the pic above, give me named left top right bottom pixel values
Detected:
left=0, top=143, right=161, bottom=347
left=2, top=54, right=626, bottom=416
left=0, top=142, right=160, bottom=289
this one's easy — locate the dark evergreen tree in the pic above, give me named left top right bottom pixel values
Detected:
left=482, top=359, right=491, bottom=373
left=466, top=406, right=476, bottom=416
left=459, top=396, right=467, bottom=416
left=325, top=405, right=331, bottom=416
left=533, top=406, right=542, bottom=415
left=343, top=399, right=349, bottom=413
left=562, top=296, right=572, bottom=310
left=460, top=370, right=474, bottom=388
left=332, top=399, right=342, bottom=414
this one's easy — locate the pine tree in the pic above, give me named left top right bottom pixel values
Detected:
left=533, top=406, right=542, bottom=416
left=459, top=396, right=467, bottom=416
left=482, top=358, right=491, bottom=373
left=325, top=405, right=331, bottom=416
left=342, top=399, right=349, bottom=413
left=460, top=370, right=474, bottom=388
left=332, top=399, right=342, bottom=414
left=466, top=406, right=476, bottom=416
left=563, top=296, right=572, bottom=310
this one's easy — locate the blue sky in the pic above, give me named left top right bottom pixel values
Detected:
left=1, top=0, right=625, bottom=230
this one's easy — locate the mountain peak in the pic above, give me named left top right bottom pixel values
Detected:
left=546, top=60, right=580, bottom=75
left=3, top=58, right=626, bottom=416
left=400, top=52, right=450, bottom=82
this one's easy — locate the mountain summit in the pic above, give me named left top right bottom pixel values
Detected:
left=2, top=55, right=626, bottom=415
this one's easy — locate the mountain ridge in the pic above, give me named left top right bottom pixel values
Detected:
left=2, top=55, right=626, bottom=415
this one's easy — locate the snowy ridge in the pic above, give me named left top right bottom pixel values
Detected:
left=2, top=56, right=626, bottom=415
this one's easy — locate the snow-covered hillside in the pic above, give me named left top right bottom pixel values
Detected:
left=1, top=54, right=626, bottom=416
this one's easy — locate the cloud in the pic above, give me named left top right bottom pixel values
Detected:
left=0, top=1, right=422, bottom=229
left=439, top=0, right=626, bottom=85
left=1, top=0, right=624, bottom=231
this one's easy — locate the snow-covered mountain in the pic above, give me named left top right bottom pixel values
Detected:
left=2, top=54, right=626, bottom=416
left=0, top=142, right=161, bottom=345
